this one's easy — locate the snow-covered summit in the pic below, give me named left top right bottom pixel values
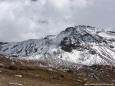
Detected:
left=0, top=25, right=115, bottom=66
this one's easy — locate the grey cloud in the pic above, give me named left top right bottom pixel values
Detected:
left=0, top=0, right=115, bottom=42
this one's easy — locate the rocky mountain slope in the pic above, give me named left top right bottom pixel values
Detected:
left=0, top=25, right=115, bottom=67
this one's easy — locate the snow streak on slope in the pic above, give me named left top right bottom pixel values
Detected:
left=0, top=25, right=115, bottom=66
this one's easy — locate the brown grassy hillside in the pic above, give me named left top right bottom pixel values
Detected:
left=0, top=56, right=115, bottom=86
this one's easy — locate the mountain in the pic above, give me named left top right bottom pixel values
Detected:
left=0, top=25, right=115, bottom=67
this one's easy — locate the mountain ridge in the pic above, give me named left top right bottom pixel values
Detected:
left=0, top=25, right=115, bottom=67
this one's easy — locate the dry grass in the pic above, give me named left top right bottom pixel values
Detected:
left=0, top=65, right=83, bottom=86
left=0, top=56, right=115, bottom=86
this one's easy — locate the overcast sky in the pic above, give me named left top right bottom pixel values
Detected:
left=0, top=0, right=115, bottom=42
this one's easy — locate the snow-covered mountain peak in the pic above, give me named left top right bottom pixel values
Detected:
left=0, top=25, right=115, bottom=66
left=58, top=25, right=103, bottom=45
left=64, top=25, right=96, bottom=33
